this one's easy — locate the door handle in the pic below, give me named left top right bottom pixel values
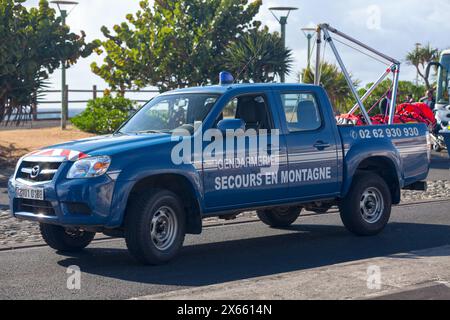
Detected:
left=313, top=141, right=331, bottom=150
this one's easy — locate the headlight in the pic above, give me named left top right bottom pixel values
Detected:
left=67, top=156, right=111, bottom=179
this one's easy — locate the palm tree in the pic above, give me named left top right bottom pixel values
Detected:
left=299, top=62, right=360, bottom=113
left=223, top=28, right=293, bottom=83
left=406, top=43, right=440, bottom=90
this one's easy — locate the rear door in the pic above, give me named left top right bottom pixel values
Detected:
left=276, top=91, right=339, bottom=200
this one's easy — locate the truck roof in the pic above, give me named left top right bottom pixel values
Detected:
left=161, top=83, right=319, bottom=95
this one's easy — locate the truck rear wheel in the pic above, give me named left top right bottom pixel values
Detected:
left=124, top=189, right=186, bottom=265
left=39, top=224, right=95, bottom=252
left=257, top=207, right=302, bottom=228
left=339, top=172, right=392, bottom=236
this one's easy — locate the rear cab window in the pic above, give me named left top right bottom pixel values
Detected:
left=280, top=92, right=322, bottom=132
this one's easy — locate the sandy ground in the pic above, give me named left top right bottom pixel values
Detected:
left=0, top=125, right=94, bottom=166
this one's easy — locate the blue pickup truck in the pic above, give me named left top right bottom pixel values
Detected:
left=8, top=79, right=430, bottom=265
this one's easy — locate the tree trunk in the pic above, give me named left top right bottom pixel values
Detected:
left=417, top=66, right=431, bottom=90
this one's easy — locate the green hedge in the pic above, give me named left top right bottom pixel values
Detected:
left=71, top=96, right=136, bottom=134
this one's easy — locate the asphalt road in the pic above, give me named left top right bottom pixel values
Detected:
left=0, top=200, right=449, bottom=300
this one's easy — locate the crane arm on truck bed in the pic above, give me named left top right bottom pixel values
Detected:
left=314, top=23, right=401, bottom=125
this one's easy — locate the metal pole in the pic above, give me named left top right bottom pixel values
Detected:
left=31, top=91, right=37, bottom=121
left=65, top=84, right=69, bottom=121
left=349, top=66, right=392, bottom=114
left=307, top=34, right=312, bottom=69
left=415, top=43, right=421, bottom=86
left=61, top=9, right=67, bottom=130
left=314, top=28, right=322, bottom=85
left=280, top=17, right=287, bottom=83
left=322, top=28, right=372, bottom=124
left=320, top=24, right=400, bottom=65
left=389, top=64, right=400, bottom=124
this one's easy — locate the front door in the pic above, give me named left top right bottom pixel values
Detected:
left=203, top=92, right=288, bottom=210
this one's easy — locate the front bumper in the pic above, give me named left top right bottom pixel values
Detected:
left=8, top=172, right=117, bottom=228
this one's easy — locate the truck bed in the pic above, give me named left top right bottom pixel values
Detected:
left=337, top=123, right=430, bottom=188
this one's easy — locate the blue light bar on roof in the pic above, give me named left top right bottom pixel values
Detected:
left=219, top=71, right=234, bottom=85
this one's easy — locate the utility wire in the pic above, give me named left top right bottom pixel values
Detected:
left=233, top=49, right=263, bottom=84
left=332, top=37, right=391, bottom=66
left=310, top=40, right=317, bottom=61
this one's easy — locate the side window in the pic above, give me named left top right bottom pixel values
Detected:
left=222, top=98, right=238, bottom=119
left=281, top=93, right=322, bottom=132
left=217, top=95, right=272, bottom=131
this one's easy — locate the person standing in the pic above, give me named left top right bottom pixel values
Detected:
left=405, top=94, right=414, bottom=103
left=420, top=90, right=436, bottom=110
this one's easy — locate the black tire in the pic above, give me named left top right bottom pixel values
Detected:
left=39, top=224, right=95, bottom=252
left=124, top=189, right=186, bottom=265
left=339, top=172, right=392, bottom=236
left=433, top=143, right=442, bottom=152
left=257, top=207, right=301, bottom=228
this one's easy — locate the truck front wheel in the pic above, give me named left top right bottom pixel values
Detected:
left=257, top=207, right=302, bottom=228
left=39, top=224, right=95, bottom=252
left=124, top=189, right=186, bottom=265
left=339, top=173, right=392, bottom=236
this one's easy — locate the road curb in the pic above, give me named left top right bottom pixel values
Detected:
left=1, top=198, right=449, bottom=252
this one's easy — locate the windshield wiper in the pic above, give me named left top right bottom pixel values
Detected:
left=135, top=130, right=170, bottom=134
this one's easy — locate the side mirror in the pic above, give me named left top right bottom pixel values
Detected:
left=425, top=61, right=443, bottom=83
left=217, top=118, right=245, bottom=133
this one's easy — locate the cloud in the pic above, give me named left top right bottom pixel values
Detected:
left=23, top=0, right=449, bottom=94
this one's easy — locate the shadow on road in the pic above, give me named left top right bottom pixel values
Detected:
left=56, top=222, right=450, bottom=287
left=430, top=152, right=449, bottom=170
left=430, top=160, right=449, bottom=170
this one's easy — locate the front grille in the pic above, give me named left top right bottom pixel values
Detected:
left=17, top=199, right=55, bottom=216
left=16, top=160, right=62, bottom=183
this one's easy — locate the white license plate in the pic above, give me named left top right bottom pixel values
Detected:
left=15, top=186, right=44, bottom=201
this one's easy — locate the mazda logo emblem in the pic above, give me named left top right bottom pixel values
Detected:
left=30, top=165, right=41, bottom=179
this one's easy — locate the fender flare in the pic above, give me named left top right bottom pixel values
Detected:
left=106, top=167, right=203, bottom=232
left=342, top=143, right=403, bottom=200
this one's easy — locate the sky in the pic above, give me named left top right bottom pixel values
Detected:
left=24, top=0, right=450, bottom=101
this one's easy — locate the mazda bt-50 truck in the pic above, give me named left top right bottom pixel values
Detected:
left=8, top=82, right=430, bottom=265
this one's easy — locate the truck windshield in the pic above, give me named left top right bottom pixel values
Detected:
left=118, top=93, right=220, bottom=134
left=437, top=54, right=450, bottom=104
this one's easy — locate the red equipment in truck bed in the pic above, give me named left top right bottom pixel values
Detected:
left=338, top=102, right=436, bottom=129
